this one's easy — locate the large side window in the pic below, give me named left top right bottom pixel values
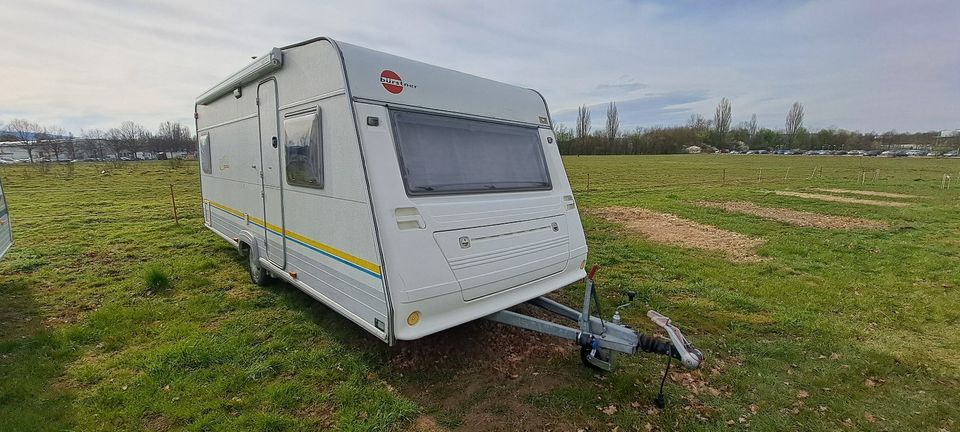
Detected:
left=391, top=110, right=551, bottom=195
left=284, top=108, right=323, bottom=188
left=199, top=133, right=212, bottom=174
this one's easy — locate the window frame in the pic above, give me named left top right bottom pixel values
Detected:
left=282, top=106, right=324, bottom=189
left=199, top=133, right=212, bottom=174
left=389, top=109, right=553, bottom=197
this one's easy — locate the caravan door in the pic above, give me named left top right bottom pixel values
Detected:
left=0, top=178, right=12, bottom=260
left=257, top=79, right=286, bottom=267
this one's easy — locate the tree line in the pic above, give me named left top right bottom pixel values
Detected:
left=0, top=119, right=194, bottom=163
left=555, top=100, right=952, bottom=155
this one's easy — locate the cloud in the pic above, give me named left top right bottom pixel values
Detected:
left=552, top=90, right=710, bottom=130
left=0, top=0, right=957, bottom=134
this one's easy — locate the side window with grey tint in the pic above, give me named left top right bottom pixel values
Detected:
left=284, top=108, right=323, bottom=188
left=199, top=133, right=212, bottom=174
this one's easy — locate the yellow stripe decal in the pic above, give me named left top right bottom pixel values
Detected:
left=206, top=200, right=382, bottom=278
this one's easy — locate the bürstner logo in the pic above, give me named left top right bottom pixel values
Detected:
left=380, top=70, right=416, bottom=94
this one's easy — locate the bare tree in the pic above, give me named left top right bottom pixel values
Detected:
left=64, top=132, right=77, bottom=160
left=575, top=105, right=591, bottom=139
left=745, top=113, right=758, bottom=147
left=81, top=129, right=107, bottom=159
left=107, top=121, right=147, bottom=159
left=575, top=105, right=592, bottom=155
left=43, top=126, right=67, bottom=161
left=156, top=121, right=194, bottom=153
left=605, top=102, right=619, bottom=144
left=6, top=118, right=41, bottom=162
left=686, top=114, right=711, bottom=133
left=552, top=122, right=573, bottom=143
left=713, top=97, right=732, bottom=146
left=686, top=114, right=712, bottom=144
left=785, top=102, right=805, bottom=136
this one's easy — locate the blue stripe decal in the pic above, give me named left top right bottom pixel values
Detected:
left=210, top=206, right=382, bottom=280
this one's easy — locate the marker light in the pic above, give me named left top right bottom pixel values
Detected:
left=407, top=311, right=421, bottom=326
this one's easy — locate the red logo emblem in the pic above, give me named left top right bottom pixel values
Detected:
left=380, top=70, right=404, bottom=94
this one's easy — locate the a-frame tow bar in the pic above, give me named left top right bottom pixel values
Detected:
left=486, top=265, right=704, bottom=406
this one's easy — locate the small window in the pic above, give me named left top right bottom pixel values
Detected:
left=284, top=109, right=323, bottom=188
left=199, top=133, right=212, bottom=174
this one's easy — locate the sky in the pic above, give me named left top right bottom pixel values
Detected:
left=0, top=0, right=957, bottom=135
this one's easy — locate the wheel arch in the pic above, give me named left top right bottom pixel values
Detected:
left=236, top=230, right=259, bottom=260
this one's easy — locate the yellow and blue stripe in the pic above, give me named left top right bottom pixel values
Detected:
left=206, top=200, right=382, bottom=279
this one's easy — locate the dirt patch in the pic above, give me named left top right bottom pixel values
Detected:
left=387, top=313, right=588, bottom=432
left=774, top=191, right=910, bottom=207
left=698, top=201, right=889, bottom=230
left=591, top=207, right=766, bottom=262
left=403, top=416, right=446, bottom=432
left=812, top=188, right=920, bottom=199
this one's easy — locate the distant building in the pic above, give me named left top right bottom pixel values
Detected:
left=0, top=139, right=100, bottom=161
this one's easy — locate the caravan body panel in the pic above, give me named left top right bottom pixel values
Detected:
left=197, top=37, right=587, bottom=343
left=0, top=178, right=12, bottom=260
left=197, top=40, right=389, bottom=340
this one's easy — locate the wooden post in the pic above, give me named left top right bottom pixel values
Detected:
left=875, top=169, right=880, bottom=181
left=758, top=168, right=763, bottom=183
left=587, top=173, right=591, bottom=192
left=784, top=167, right=790, bottom=180
left=170, top=184, right=179, bottom=225
left=722, top=168, right=726, bottom=186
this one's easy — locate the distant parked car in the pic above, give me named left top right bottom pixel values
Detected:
left=863, top=150, right=882, bottom=156
left=0, top=158, right=17, bottom=164
left=943, top=150, right=959, bottom=157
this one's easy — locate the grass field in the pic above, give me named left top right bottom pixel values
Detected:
left=1, top=155, right=958, bottom=431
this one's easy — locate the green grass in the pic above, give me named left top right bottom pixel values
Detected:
left=0, top=162, right=416, bottom=431
left=1, top=156, right=958, bottom=431
left=143, top=265, right=172, bottom=292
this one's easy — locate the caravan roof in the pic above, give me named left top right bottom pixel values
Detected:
left=197, top=37, right=551, bottom=128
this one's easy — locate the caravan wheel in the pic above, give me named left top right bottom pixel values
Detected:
left=246, top=247, right=270, bottom=286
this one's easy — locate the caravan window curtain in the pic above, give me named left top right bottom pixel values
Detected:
left=391, top=111, right=551, bottom=195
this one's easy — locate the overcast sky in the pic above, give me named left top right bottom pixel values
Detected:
left=0, top=0, right=956, bottom=135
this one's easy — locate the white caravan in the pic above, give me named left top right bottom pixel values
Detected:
left=197, top=38, right=702, bottom=379
left=196, top=37, right=587, bottom=343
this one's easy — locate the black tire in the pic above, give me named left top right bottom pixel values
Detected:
left=246, top=246, right=270, bottom=286
left=580, top=346, right=611, bottom=371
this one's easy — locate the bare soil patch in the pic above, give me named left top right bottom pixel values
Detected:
left=386, top=307, right=588, bottom=431
left=592, top=207, right=766, bottom=262
left=774, top=191, right=910, bottom=207
left=698, top=201, right=889, bottom=230
left=812, top=188, right=920, bottom=199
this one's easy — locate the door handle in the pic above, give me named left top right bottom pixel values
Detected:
left=394, top=208, right=426, bottom=230
left=271, top=137, right=278, bottom=148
